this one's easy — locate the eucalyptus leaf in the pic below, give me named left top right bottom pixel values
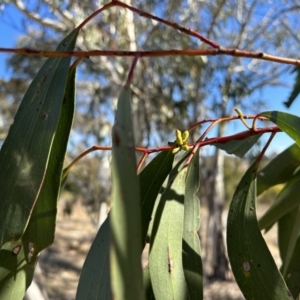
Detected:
left=110, top=85, right=144, bottom=300
left=0, top=28, right=79, bottom=248
left=261, top=111, right=300, bottom=147
left=149, top=167, right=188, bottom=300
left=257, top=143, right=300, bottom=196
left=215, top=134, right=262, bottom=158
left=182, top=148, right=203, bottom=299
left=0, top=29, right=78, bottom=299
left=227, top=163, right=292, bottom=299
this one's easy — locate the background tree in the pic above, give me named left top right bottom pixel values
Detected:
left=1, top=0, right=300, bottom=280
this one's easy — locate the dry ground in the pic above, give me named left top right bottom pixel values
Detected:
left=29, top=200, right=279, bottom=300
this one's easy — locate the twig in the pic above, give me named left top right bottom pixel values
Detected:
left=1, top=48, right=300, bottom=66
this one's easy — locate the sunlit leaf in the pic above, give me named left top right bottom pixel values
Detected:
left=139, top=150, right=174, bottom=247
left=143, top=264, right=155, bottom=300
left=0, top=241, right=35, bottom=300
left=227, top=163, right=292, bottom=299
left=149, top=167, right=188, bottom=300
left=110, top=85, right=144, bottom=300
left=261, top=111, right=300, bottom=147
left=76, top=150, right=174, bottom=300
left=182, top=148, right=203, bottom=299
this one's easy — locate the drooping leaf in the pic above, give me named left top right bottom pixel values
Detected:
left=282, top=206, right=300, bottom=278
left=261, top=111, right=300, bottom=147
left=0, top=28, right=79, bottom=248
left=227, top=163, right=292, bottom=299
left=76, top=150, right=174, bottom=299
left=278, top=210, right=300, bottom=298
left=139, top=150, right=174, bottom=247
left=110, top=85, right=144, bottom=300
left=214, top=134, right=262, bottom=158
left=284, top=67, right=300, bottom=108
left=0, top=241, right=35, bottom=300
left=182, top=148, right=203, bottom=299
left=149, top=167, right=188, bottom=300
left=143, top=264, right=155, bottom=300
left=22, top=63, right=77, bottom=263
left=76, top=217, right=111, bottom=300
left=259, top=174, right=300, bottom=231
left=146, top=150, right=191, bottom=245
left=257, top=143, right=300, bottom=195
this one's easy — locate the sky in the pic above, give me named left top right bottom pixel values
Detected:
left=0, top=2, right=300, bottom=155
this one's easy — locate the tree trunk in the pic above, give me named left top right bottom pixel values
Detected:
left=205, top=146, right=229, bottom=280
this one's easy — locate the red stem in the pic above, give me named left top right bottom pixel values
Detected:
left=126, top=55, right=140, bottom=86
left=65, top=125, right=281, bottom=172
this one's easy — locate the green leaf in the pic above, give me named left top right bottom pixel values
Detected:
left=0, top=28, right=79, bottom=248
left=0, top=30, right=78, bottom=299
left=182, top=148, right=203, bottom=299
left=261, top=111, right=300, bottom=147
left=76, top=150, right=174, bottom=299
left=0, top=241, right=35, bottom=300
left=214, top=134, right=262, bottom=158
left=143, top=265, right=155, bottom=300
left=257, top=143, right=300, bottom=195
left=282, top=205, right=300, bottom=277
left=227, top=163, right=292, bottom=299
left=259, top=174, right=300, bottom=231
left=278, top=210, right=300, bottom=298
left=284, top=67, right=300, bottom=108
left=149, top=167, right=188, bottom=300
left=76, top=217, right=111, bottom=300
left=110, top=85, right=145, bottom=300
left=22, top=64, right=77, bottom=263
left=139, top=150, right=174, bottom=247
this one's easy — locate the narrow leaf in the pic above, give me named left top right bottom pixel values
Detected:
left=0, top=241, right=35, bottom=300
left=149, top=167, right=188, bottom=300
left=139, top=150, right=174, bottom=247
left=278, top=210, right=300, bottom=298
left=0, top=28, right=79, bottom=248
left=214, top=134, right=262, bottom=158
left=22, top=64, right=77, bottom=262
left=76, top=150, right=174, bottom=299
left=182, top=148, right=203, bottom=299
left=282, top=205, right=300, bottom=277
left=257, top=143, right=300, bottom=195
left=259, top=174, right=300, bottom=231
left=261, top=111, right=300, bottom=147
left=227, top=163, right=292, bottom=299
left=110, top=85, right=144, bottom=300
left=76, top=217, right=111, bottom=300
left=143, top=265, right=155, bottom=300
left=284, top=67, right=300, bottom=108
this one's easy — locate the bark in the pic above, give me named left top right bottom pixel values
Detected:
left=205, top=138, right=229, bottom=280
